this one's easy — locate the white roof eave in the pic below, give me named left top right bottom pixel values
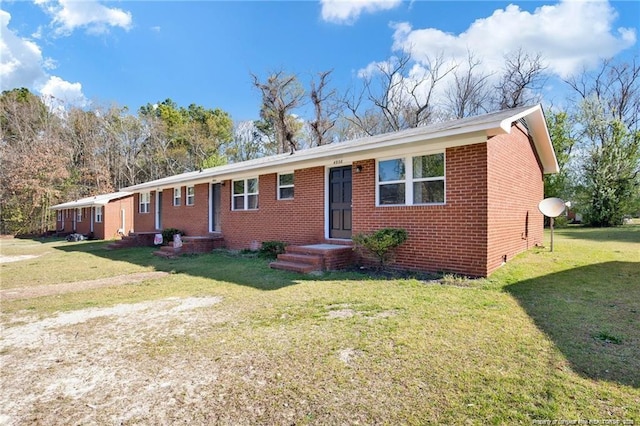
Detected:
left=50, top=192, right=133, bottom=210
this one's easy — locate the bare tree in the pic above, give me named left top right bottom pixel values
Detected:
left=65, top=107, right=114, bottom=196
left=252, top=71, right=305, bottom=154
left=565, top=57, right=640, bottom=130
left=344, top=51, right=456, bottom=136
left=445, top=51, right=492, bottom=118
left=0, top=89, right=70, bottom=234
left=102, top=106, right=148, bottom=188
left=308, top=70, right=340, bottom=146
left=494, top=48, right=547, bottom=109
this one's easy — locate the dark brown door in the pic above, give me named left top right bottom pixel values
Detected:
left=329, top=166, right=352, bottom=239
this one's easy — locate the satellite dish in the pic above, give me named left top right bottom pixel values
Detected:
left=538, top=197, right=566, bottom=218
left=538, top=197, right=566, bottom=252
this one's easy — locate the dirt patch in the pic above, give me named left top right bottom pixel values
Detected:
left=0, top=254, right=42, bottom=263
left=0, top=296, right=224, bottom=425
left=0, top=271, right=169, bottom=300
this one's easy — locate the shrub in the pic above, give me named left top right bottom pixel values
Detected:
left=552, top=215, right=569, bottom=228
left=259, top=241, right=287, bottom=259
left=352, top=228, right=408, bottom=268
left=162, top=228, right=186, bottom=245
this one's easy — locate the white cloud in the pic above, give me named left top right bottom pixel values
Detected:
left=391, top=0, right=636, bottom=79
left=0, top=10, right=48, bottom=91
left=0, top=9, right=87, bottom=107
left=321, top=0, right=402, bottom=25
left=39, top=0, right=132, bottom=36
left=39, top=76, right=88, bottom=107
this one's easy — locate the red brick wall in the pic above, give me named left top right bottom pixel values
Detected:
left=221, top=167, right=326, bottom=249
left=103, top=196, right=134, bottom=239
left=74, top=208, right=91, bottom=235
left=352, top=143, right=490, bottom=276
left=486, top=124, right=544, bottom=274
left=160, top=184, right=210, bottom=236
left=133, top=191, right=157, bottom=233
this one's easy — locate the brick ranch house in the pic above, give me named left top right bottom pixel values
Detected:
left=120, top=105, right=558, bottom=277
left=50, top=192, right=134, bottom=240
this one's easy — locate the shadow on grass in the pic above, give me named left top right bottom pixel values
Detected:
left=52, top=239, right=365, bottom=291
left=553, top=224, right=640, bottom=244
left=506, top=261, right=640, bottom=388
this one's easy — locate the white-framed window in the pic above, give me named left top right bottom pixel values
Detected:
left=140, top=192, right=151, bottom=213
left=232, top=178, right=259, bottom=210
left=186, top=186, right=195, bottom=206
left=95, top=206, right=103, bottom=223
left=57, top=210, right=62, bottom=221
left=377, top=152, right=445, bottom=206
left=77, top=208, right=83, bottom=222
left=173, top=187, right=182, bottom=206
left=278, top=172, right=294, bottom=200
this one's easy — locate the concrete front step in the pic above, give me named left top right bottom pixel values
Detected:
left=105, top=236, right=137, bottom=250
left=105, top=233, right=158, bottom=250
left=152, top=235, right=224, bottom=259
left=277, top=253, right=323, bottom=267
left=269, top=260, right=318, bottom=273
left=270, top=243, right=354, bottom=273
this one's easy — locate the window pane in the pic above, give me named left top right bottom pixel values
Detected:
left=248, top=194, right=259, bottom=209
left=413, top=180, right=445, bottom=204
left=379, top=159, right=405, bottom=182
left=279, top=173, right=294, bottom=186
left=379, top=183, right=405, bottom=205
left=413, top=154, right=444, bottom=178
left=233, top=180, right=244, bottom=195
left=247, top=178, right=258, bottom=194
left=233, top=196, right=244, bottom=210
left=280, top=187, right=294, bottom=199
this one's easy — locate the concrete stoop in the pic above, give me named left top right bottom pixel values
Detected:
left=152, top=235, right=224, bottom=259
left=104, top=235, right=138, bottom=250
left=270, top=243, right=354, bottom=273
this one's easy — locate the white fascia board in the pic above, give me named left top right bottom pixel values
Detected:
left=524, top=108, right=560, bottom=174
left=50, top=192, right=133, bottom=210
left=487, top=105, right=559, bottom=174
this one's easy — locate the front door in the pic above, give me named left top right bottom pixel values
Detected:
left=155, top=191, right=163, bottom=230
left=210, top=183, right=222, bottom=232
left=329, top=166, right=352, bottom=239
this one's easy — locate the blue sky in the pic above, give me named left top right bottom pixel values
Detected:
left=1, top=0, right=638, bottom=121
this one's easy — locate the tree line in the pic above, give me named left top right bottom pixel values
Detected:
left=1, top=50, right=638, bottom=235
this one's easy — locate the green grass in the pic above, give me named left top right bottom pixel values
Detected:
left=1, top=226, right=639, bottom=424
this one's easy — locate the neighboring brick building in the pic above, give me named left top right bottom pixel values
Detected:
left=51, top=192, right=134, bottom=240
left=122, top=105, right=558, bottom=276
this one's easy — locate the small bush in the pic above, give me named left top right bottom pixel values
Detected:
left=259, top=241, right=287, bottom=259
left=352, top=228, right=408, bottom=268
left=162, top=228, right=185, bottom=245
left=553, top=215, right=569, bottom=228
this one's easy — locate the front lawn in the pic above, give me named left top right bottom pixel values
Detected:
left=0, top=226, right=638, bottom=424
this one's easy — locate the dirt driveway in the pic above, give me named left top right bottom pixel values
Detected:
left=1, top=264, right=235, bottom=425
left=0, top=271, right=169, bottom=301
left=1, top=293, right=226, bottom=425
